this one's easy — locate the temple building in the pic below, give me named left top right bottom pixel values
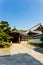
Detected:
left=25, top=23, right=43, bottom=37
left=8, top=23, right=43, bottom=43
left=9, top=27, right=28, bottom=43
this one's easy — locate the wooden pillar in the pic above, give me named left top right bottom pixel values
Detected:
left=19, top=36, right=20, bottom=43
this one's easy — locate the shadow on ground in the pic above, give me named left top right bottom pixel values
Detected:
left=33, top=47, right=43, bottom=54
left=0, top=53, right=43, bottom=65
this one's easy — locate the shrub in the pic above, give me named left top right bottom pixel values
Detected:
left=0, top=41, right=11, bottom=48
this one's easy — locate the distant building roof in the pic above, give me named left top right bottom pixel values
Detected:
left=10, top=27, right=19, bottom=34
left=25, top=23, right=43, bottom=34
left=30, top=31, right=42, bottom=34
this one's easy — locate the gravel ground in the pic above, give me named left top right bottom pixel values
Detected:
left=0, top=43, right=43, bottom=65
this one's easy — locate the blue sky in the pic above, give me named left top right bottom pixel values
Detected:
left=0, top=0, right=43, bottom=30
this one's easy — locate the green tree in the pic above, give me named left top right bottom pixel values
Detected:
left=0, top=21, right=11, bottom=32
left=19, top=30, right=27, bottom=33
left=0, top=21, right=11, bottom=42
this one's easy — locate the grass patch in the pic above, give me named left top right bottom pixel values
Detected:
left=21, top=42, right=43, bottom=48
left=28, top=42, right=43, bottom=48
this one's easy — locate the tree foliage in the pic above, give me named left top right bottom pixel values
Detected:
left=0, top=21, right=11, bottom=32
left=0, top=21, right=11, bottom=43
left=19, top=30, right=27, bottom=33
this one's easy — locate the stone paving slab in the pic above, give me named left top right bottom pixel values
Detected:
left=0, top=44, right=43, bottom=65
left=0, top=64, right=7, bottom=65
left=0, top=53, right=43, bottom=65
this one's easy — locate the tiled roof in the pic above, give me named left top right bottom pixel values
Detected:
left=25, top=23, right=43, bottom=34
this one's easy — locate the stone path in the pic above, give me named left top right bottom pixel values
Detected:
left=0, top=43, right=43, bottom=65
left=0, top=48, right=10, bottom=56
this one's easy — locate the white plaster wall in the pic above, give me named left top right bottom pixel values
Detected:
left=28, top=38, right=42, bottom=43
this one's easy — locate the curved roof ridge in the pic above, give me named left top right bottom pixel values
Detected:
left=29, top=23, right=42, bottom=30
left=25, top=23, right=42, bottom=34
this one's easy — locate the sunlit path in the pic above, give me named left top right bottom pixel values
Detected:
left=0, top=43, right=43, bottom=65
